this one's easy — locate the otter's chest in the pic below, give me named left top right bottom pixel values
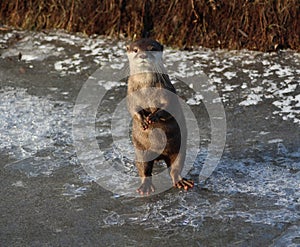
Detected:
left=128, top=86, right=169, bottom=109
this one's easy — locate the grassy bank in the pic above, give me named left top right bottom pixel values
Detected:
left=0, top=0, right=299, bottom=51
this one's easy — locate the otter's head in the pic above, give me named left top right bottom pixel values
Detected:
left=126, top=38, right=164, bottom=74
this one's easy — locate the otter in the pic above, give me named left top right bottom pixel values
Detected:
left=126, top=38, right=194, bottom=195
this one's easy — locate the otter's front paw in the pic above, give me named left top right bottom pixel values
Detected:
left=146, top=113, right=159, bottom=124
left=174, top=178, right=194, bottom=191
left=137, top=181, right=155, bottom=195
left=140, top=117, right=150, bottom=130
left=141, top=121, right=149, bottom=130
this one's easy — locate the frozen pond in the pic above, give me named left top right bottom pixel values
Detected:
left=0, top=30, right=299, bottom=246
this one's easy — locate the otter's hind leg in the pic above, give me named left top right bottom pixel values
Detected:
left=167, top=154, right=194, bottom=191
left=136, top=161, right=155, bottom=195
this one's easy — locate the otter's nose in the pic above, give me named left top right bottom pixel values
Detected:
left=138, top=53, right=148, bottom=59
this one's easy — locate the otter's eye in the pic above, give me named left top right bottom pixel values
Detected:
left=133, top=48, right=138, bottom=53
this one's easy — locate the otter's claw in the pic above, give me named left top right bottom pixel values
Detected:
left=175, top=178, right=194, bottom=190
left=141, top=122, right=149, bottom=130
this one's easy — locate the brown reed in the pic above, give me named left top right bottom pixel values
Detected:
left=0, top=0, right=299, bottom=51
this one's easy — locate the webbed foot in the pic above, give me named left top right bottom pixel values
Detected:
left=137, top=179, right=155, bottom=195
left=174, top=178, right=194, bottom=191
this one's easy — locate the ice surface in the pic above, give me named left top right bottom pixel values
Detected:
left=1, top=32, right=63, bottom=61
left=1, top=30, right=299, bottom=234
left=1, top=87, right=76, bottom=176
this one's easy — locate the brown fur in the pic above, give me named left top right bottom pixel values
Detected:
left=126, top=38, right=194, bottom=195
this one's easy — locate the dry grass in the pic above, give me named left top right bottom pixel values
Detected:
left=0, top=0, right=299, bottom=51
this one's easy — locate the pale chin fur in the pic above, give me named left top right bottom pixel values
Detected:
left=127, top=51, right=164, bottom=75
left=130, top=72, right=156, bottom=84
